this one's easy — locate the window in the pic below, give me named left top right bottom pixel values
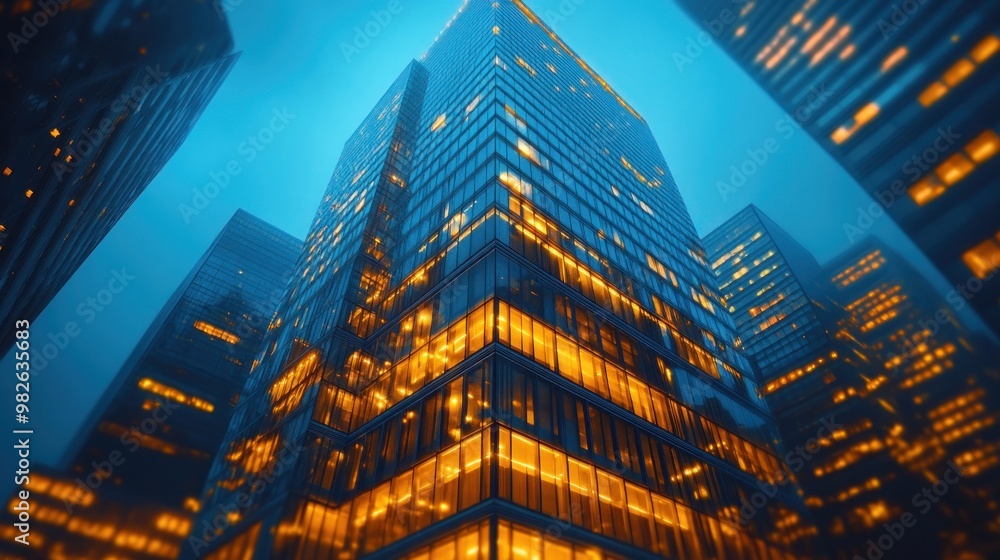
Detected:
left=962, top=235, right=1000, bottom=279
left=430, top=113, right=447, bottom=132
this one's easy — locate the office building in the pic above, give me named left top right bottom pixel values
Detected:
left=0, top=210, right=300, bottom=559
left=674, top=0, right=1000, bottom=337
left=705, top=206, right=925, bottom=558
left=827, top=239, right=1000, bottom=557
left=0, top=0, right=239, bottom=339
left=185, top=1, right=821, bottom=558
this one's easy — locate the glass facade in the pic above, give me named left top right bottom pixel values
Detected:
left=705, top=206, right=934, bottom=559
left=0, top=0, right=238, bottom=342
left=825, top=240, right=1000, bottom=557
left=0, top=210, right=300, bottom=559
left=674, top=0, right=1000, bottom=339
left=186, top=2, right=820, bottom=558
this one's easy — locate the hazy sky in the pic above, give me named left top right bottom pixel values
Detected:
left=2, top=0, right=969, bottom=470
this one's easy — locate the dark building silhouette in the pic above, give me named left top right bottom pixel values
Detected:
left=184, top=1, right=821, bottom=558
left=705, top=205, right=940, bottom=559
left=826, top=239, right=1000, bottom=558
left=0, top=0, right=239, bottom=339
left=0, top=210, right=300, bottom=559
left=674, top=0, right=1000, bottom=338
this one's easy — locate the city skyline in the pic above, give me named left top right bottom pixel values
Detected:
left=5, top=0, right=987, bottom=474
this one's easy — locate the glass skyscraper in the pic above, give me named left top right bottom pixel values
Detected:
left=673, top=0, right=1000, bottom=338
left=705, top=205, right=936, bottom=559
left=0, top=210, right=300, bottom=559
left=826, top=239, right=1000, bottom=557
left=0, top=0, right=239, bottom=341
left=185, top=1, right=820, bottom=558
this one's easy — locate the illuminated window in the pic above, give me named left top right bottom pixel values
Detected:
left=193, top=320, right=240, bottom=344
left=831, top=102, right=879, bottom=144
left=935, top=153, right=974, bottom=185
left=431, top=113, right=447, bottom=132
left=515, top=56, right=536, bottom=76
left=971, top=35, right=999, bottom=63
left=910, top=130, right=999, bottom=205
left=465, top=95, right=481, bottom=114
left=908, top=176, right=945, bottom=206
left=2, top=167, right=10, bottom=176
left=962, top=236, right=1000, bottom=279
left=25, top=189, right=33, bottom=198
left=50, top=128, right=60, bottom=138
left=918, top=81, right=948, bottom=107
left=137, top=378, right=214, bottom=412
left=965, top=130, right=1000, bottom=163
left=881, top=46, right=907, bottom=72
left=504, top=105, right=527, bottom=133
left=517, top=138, right=547, bottom=169
left=942, top=58, right=975, bottom=87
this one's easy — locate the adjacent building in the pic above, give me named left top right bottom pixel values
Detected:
left=674, top=0, right=1000, bottom=337
left=0, top=210, right=300, bottom=559
left=705, top=205, right=927, bottom=559
left=0, top=0, right=239, bottom=339
left=184, top=1, right=821, bottom=558
left=827, top=239, right=1000, bottom=558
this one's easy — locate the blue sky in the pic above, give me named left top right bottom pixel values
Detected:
left=2, top=0, right=971, bottom=469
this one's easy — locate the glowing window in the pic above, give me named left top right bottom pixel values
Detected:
left=25, top=190, right=33, bottom=198
left=935, top=153, right=974, bottom=185
left=881, top=46, right=907, bottom=72
left=962, top=237, right=1000, bottom=279
left=918, top=82, right=948, bottom=107
left=965, top=130, right=999, bottom=163
left=50, top=128, right=60, bottom=138
left=138, top=378, right=214, bottom=412
left=908, top=176, right=946, bottom=206
left=971, top=35, right=999, bottom=63
left=193, top=320, right=240, bottom=344
left=431, top=113, right=447, bottom=132
left=942, top=58, right=975, bottom=87
left=2, top=167, right=11, bottom=176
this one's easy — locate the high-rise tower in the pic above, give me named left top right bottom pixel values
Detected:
left=0, top=0, right=239, bottom=339
left=705, top=206, right=938, bottom=559
left=0, top=210, right=300, bottom=559
left=187, top=2, right=819, bottom=558
left=826, top=239, right=1000, bottom=557
left=674, top=0, right=1000, bottom=338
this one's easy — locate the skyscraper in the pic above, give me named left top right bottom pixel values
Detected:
left=184, top=1, right=822, bottom=558
left=0, top=210, right=300, bottom=559
left=705, top=206, right=937, bottom=559
left=0, top=0, right=239, bottom=339
left=674, top=0, right=1000, bottom=337
left=826, top=239, right=1000, bottom=557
